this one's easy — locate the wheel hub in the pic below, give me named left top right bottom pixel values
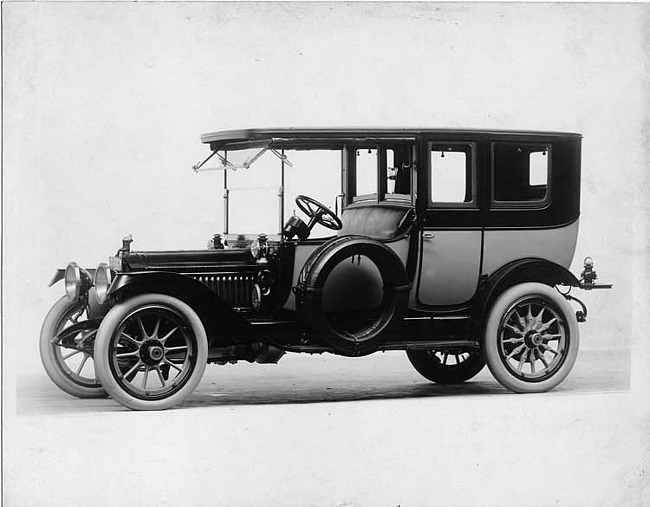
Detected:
left=524, top=331, right=544, bottom=348
left=140, top=340, right=165, bottom=365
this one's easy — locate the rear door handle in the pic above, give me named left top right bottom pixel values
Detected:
left=423, top=233, right=436, bottom=240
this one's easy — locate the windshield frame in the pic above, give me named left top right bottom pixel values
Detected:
left=195, top=137, right=417, bottom=237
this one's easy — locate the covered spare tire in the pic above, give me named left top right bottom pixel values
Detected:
left=296, top=236, right=410, bottom=356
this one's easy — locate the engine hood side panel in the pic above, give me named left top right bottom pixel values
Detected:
left=108, top=271, right=266, bottom=347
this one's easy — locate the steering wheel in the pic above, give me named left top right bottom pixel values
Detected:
left=295, top=195, right=343, bottom=231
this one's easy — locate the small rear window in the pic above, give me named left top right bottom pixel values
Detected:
left=493, top=143, right=550, bottom=204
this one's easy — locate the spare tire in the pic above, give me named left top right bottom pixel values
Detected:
left=296, top=236, right=410, bottom=356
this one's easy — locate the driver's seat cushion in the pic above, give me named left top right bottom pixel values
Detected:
left=338, top=206, right=415, bottom=240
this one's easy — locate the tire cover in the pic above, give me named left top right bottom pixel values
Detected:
left=296, top=235, right=411, bottom=356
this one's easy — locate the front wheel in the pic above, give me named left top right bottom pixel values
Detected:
left=483, top=283, right=579, bottom=393
left=94, top=294, right=208, bottom=411
left=39, top=296, right=107, bottom=398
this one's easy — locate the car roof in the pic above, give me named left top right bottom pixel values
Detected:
left=201, top=127, right=582, bottom=149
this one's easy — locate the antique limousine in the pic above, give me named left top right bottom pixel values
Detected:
left=41, top=128, right=611, bottom=410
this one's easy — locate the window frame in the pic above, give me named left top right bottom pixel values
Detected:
left=490, top=141, right=553, bottom=209
left=345, top=142, right=416, bottom=206
left=427, top=141, right=477, bottom=209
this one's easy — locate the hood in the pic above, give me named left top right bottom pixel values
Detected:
left=123, top=249, right=254, bottom=272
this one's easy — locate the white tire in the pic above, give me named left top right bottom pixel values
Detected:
left=39, top=296, right=107, bottom=398
left=94, top=294, right=208, bottom=410
left=484, top=283, right=579, bottom=393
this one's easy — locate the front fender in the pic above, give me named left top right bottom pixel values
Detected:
left=49, top=269, right=66, bottom=287
left=55, top=319, right=101, bottom=345
left=108, top=271, right=263, bottom=346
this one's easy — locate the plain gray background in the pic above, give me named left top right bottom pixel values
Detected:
left=3, top=3, right=649, bottom=506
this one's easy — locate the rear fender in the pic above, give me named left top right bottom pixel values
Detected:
left=476, top=258, right=580, bottom=317
left=108, top=271, right=262, bottom=346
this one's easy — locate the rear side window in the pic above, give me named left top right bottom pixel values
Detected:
left=492, top=143, right=550, bottom=205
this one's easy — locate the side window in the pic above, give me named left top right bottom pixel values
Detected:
left=355, top=148, right=379, bottom=196
left=352, top=146, right=410, bottom=201
left=493, top=143, right=550, bottom=204
left=429, top=143, right=475, bottom=206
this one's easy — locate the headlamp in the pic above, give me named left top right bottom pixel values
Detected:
left=64, top=262, right=91, bottom=301
left=94, top=263, right=113, bottom=305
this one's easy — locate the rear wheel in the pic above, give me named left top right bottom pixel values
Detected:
left=94, top=294, right=208, bottom=410
left=483, top=283, right=579, bottom=393
left=406, top=349, right=485, bottom=384
left=39, top=296, right=106, bottom=398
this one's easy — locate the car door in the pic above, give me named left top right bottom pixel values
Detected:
left=416, top=140, right=482, bottom=307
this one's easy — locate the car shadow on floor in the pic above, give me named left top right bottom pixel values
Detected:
left=17, top=349, right=630, bottom=414
left=181, top=348, right=630, bottom=408
left=184, top=379, right=508, bottom=408
left=183, top=377, right=628, bottom=409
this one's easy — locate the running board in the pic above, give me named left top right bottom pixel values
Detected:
left=250, top=315, right=471, bottom=327
left=280, top=340, right=480, bottom=354
left=380, top=340, right=479, bottom=351
left=404, top=315, right=470, bottom=321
